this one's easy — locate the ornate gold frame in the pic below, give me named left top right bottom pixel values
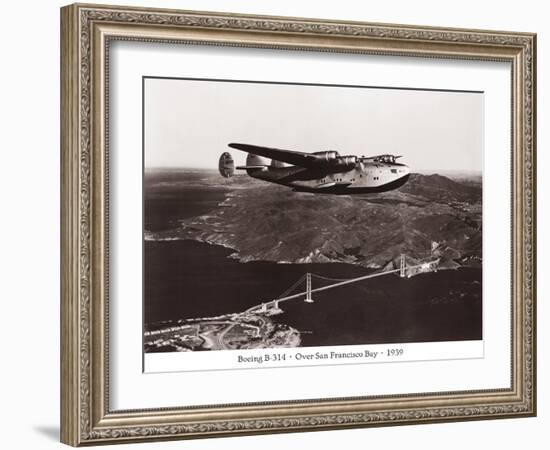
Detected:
left=60, top=3, right=536, bottom=446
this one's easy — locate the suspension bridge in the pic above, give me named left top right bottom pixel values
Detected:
left=247, top=254, right=439, bottom=315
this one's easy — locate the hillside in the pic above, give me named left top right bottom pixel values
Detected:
left=147, top=173, right=482, bottom=269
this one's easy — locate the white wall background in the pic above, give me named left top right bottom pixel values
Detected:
left=0, top=0, right=545, bottom=449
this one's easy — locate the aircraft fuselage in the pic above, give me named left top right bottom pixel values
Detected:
left=246, top=162, right=410, bottom=194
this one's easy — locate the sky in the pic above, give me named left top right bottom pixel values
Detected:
left=144, top=77, right=483, bottom=173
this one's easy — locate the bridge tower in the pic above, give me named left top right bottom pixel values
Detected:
left=304, top=273, right=314, bottom=303
left=399, top=253, right=406, bottom=278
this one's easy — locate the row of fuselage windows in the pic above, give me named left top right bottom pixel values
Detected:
left=323, top=175, right=381, bottom=182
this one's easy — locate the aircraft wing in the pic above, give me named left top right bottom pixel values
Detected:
left=228, top=143, right=321, bottom=169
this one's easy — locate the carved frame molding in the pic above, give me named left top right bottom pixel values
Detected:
left=61, top=3, right=536, bottom=446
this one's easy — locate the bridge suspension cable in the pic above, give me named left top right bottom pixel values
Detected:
left=246, top=256, right=437, bottom=314
left=274, top=274, right=306, bottom=299
left=310, top=273, right=363, bottom=283
left=271, top=261, right=434, bottom=305
left=272, top=268, right=403, bottom=304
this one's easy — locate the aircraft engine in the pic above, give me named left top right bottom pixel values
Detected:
left=312, top=150, right=339, bottom=162
left=246, top=153, right=269, bottom=167
left=218, top=152, right=235, bottom=178
left=311, top=151, right=357, bottom=169
left=270, top=159, right=289, bottom=168
left=335, top=155, right=358, bottom=167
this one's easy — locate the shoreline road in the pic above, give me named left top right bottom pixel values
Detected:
left=204, top=316, right=270, bottom=350
left=215, top=323, right=236, bottom=350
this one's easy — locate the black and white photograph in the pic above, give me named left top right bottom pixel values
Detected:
left=143, top=77, right=483, bottom=356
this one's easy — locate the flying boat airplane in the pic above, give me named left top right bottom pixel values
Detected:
left=218, top=143, right=410, bottom=195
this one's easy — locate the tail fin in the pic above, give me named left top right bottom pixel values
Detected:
left=218, top=152, right=235, bottom=178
